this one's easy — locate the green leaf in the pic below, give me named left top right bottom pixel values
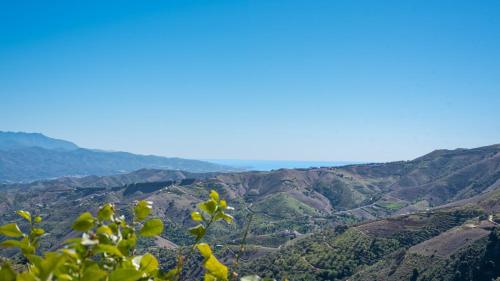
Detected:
left=94, top=244, right=124, bottom=257
left=55, top=274, right=72, bottom=281
left=213, top=212, right=224, bottom=222
left=72, top=212, right=95, bottom=232
left=16, top=272, right=37, bottom=281
left=140, top=253, right=159, bottom=273
left=31, top=227, right=45, bottom=236
left=108, top=223, right=118, bottom=234
left=163, top=268, right=180, bottom=279
left=96, top=225, right=113, bottom=235
left=37, top=252, right=66, bottom=280
left=16, top=210, right=31, bottom=222
left=109, top=268, right=143, bottom=281
left=63, top=237, right=82, bottom=245
left=139, top=218, right=164, bottom=237
left=121, top=226, right=135, bottom=239
left=34, top=216, right=42, bottom=223
left=191, top=211, right=203, bottom=221
left=118, top=235, right=137, bottom=256
left=189, top=224, right=206, bottom=239
left=0, top=263, right=16, bottom=281
left=199, top=200, right=217, bottom=215
left=196, top=243, right=212, bottom=258
left=209, top=190, right=219, bottom=201
left=203, top=254, right=228, bottom=280
left=0, top=223, right=23, bottom=237
left=212, top=211, right=234, bottom=223
left=222, top=213, right=234, bottom=223
left=134, top=200, right=152, bottom=221
left=1, top=239, right=35, bottom=254
left=25, top=254, right=43, bottom=269
left=81, top=264, right=108, bottom=281
left=97, top=203, right=114, bottom=221
left=60, top=248, right=78, bottom=259
left=220, top=199, right=228, bottom=209
left=204, top=273, right=218, bottom=281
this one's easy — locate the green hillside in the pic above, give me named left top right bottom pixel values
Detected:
left=0, top=144, right=499, bottom=280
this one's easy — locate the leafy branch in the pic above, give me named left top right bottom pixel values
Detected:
left=0, top=189, right=273, bottom=281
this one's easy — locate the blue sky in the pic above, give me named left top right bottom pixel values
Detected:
left=1, top=0, right=499, bottom=162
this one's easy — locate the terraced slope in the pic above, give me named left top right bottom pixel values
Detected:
left=240, top=206, right=485, bottom=281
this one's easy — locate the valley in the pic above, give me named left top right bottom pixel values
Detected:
left=1, top=144, right=499, bottom=280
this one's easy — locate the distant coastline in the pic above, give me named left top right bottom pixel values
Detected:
left=205, top=159, right=363, bottom=171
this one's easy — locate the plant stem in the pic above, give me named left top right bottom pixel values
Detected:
left=231, top=212, right=253, bottom=281
left=177, top=217, right=215, bottom=281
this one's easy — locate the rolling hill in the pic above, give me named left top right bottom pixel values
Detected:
left=0, top=143, right=499, bottom=280
left=244, top=187, right=500, bottom=281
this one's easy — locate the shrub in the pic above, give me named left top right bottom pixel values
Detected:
left=0, top=190, right=270, bottom=281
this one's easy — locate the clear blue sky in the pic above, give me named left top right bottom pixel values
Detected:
left=1, top=0, right=499, bottom=162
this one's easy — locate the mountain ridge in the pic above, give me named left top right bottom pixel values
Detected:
left=0, top=131, right=237, bottom=183
left=0, top=131, right=79, bottom=151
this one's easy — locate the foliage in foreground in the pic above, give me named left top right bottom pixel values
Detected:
left=0, top=190, right=271, bottom=281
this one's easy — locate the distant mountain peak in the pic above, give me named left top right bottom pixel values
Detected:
left=0, top=131, right=79, bottom=151
left=0, top=131, right=237, bottom=183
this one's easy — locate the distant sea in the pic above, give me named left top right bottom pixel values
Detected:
left=206, top=159, right=363, bottom=171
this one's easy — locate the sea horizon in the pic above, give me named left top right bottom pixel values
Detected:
left=205, top=159, right=364, bottom=171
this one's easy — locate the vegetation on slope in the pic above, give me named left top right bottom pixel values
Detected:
left=0, top=144, right=498, bottom=280
left=0, top=190, right=267, bottom=281
left=241, top=207, right=485, bottom=281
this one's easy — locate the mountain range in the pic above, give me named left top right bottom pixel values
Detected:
left=0, top=131, right=236, bottom=183
left=0, top=143, right=499, bottom=280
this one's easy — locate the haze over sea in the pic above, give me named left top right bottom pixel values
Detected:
left=207, top=159, right=361, bottom=171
